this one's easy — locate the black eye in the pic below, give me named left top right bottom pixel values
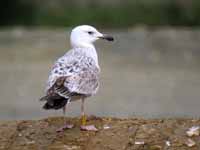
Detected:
left=88, top=31, right=94, bottom=35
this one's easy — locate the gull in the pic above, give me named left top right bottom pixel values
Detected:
left=40, top=25, right=114, bottom=131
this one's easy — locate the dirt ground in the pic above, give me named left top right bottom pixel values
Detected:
left=1, top=116, right=200, bottom=150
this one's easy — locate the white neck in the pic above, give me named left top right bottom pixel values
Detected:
left=71, top=40, right=94, bottom=48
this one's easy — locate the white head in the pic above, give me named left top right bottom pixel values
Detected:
left=70, top=25, right=114, bottom=48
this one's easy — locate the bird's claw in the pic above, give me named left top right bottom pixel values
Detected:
left=56, top=124, right=74, bottom=132
left=80, top=125, right=98, bottom=131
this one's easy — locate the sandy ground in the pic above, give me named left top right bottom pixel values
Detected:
left=1, top=117, right=200, bottom=150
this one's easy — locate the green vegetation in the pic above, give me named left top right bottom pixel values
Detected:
left=1, top=0, right=200, bottom=28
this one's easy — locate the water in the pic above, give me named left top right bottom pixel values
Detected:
left=1, top=27, right=200, bottom=120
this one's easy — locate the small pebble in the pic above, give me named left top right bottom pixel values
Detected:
left=186, top=126, right=199, bottom=137
left=103, top=124, right=111, bottom=130
left=165, top=140, right=171, bottom=146
left=150, top=145, right=162, bottom=150
left=185, top=138, right=196, bottom=147
left=26, top=140, right=35, bottom=144
left=63, top=145, right=79, bottom=150
left=135, top=141, right=145, bottom=145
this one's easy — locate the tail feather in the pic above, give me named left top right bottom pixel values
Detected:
left=40, top=95, right=69, bottom=110
left=39, top=95, right=49, bottom=101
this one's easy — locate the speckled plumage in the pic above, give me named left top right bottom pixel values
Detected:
left=46, top=48, right=100, bottom=99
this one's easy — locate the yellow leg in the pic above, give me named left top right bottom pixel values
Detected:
left=80, top=98, right=98, bottom=131
left=81, top=98, right=86, bottom=126
left=82, top=114, right=87, bottom=126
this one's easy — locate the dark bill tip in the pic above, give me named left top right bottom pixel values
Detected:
left=101, top=35, right=114, bottom=41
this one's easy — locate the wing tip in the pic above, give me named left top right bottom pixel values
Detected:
left=39, top=96, right=47, bottom=101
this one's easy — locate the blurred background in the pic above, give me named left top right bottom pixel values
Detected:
left=1, top=0, right=200, bottom=120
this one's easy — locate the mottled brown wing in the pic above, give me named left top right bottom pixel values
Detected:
left=64, top=66, right=99, bottom=96
left=47, top=77, right=72, bottom=99
left=40, top=77, right=72, bottom=109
